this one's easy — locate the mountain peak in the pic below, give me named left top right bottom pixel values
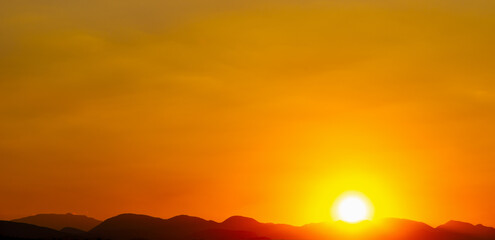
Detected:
left=167, top=214, right=217, bottom=227
left=437, top=220, right=495, bottom=239
left=99, top=213, right=166, bottom=225
left=6, top=213, right=495, bottom=240
left=169, top=214, right=208, bottom=222
left=223, top=216, right=260, bottom=225
left=442, top=220, right=474, bottom=227
left=12, top=213, right=101, bottom=231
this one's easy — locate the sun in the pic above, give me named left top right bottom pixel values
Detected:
left=332, top=191, right=373, bottom=223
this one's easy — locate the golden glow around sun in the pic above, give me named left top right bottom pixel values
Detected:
left=332, top=191, right=373, bottom=223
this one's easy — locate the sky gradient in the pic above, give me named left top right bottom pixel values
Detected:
left=1, top=0, right=495, bottom=227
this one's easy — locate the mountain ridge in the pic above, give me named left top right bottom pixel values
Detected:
left=12, top=213, right=101, bottom=231
left=3, top=213, right=495, bottom=240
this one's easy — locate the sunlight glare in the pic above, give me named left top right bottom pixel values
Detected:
left=332, top=191, right=373, bottom=223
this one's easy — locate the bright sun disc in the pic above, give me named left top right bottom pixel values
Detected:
left=332, top=191, right=373, bottom=223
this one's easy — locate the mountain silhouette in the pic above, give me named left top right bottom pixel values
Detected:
left=190, top=229, right=269, bottom=240
left=438, top=220, right=495, bottom=239
left=12, top=213, right=101, bottom=231
left=60, top=227, right=87, bottom=235
left=368, top=218, right=447, bottom=240
left=2, top=213, right=495, bottom=240
left=88, top=213, right=218, bottom=240
left=222, top=216, right=261, bottom=227
left=219, top=216, right=305, bottom=239
left=0, top=221, right=65, bottom=239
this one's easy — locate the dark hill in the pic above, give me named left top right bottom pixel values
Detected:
left=12, top=213, right=101, bottom=231
left=438, top=220, right=495, bottom=239
left=222, top=216, right=261, bottom=227
left=0, top=221, right=64, bottom=239
left=88, top=213, right=219, bottom=240
left=60, top=227, right=86, bottom=235
left=220, top=216, right=304, bottom=240
left=371, top=218, right=447, bottom=240
left=190, top=229, right=269, bottom=240
left=5, top=213, right=495, bottom=240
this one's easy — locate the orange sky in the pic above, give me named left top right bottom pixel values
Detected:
left=1, top=0, right=495, bottom=227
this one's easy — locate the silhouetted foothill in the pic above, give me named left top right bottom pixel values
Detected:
left=12, top=213, right=101, bottom=231
left=2, top=213, right=495, bottom=240
left=438, top=220, right=495, bottom=239
left=0, top=221, right=65, bottom=239
left=60, top=227, right=86, bottom=235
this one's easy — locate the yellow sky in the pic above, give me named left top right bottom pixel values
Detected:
left=1, top=0, right=495, bottom=227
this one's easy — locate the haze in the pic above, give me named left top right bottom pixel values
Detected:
left=1, top=0, right=494, bottom=227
